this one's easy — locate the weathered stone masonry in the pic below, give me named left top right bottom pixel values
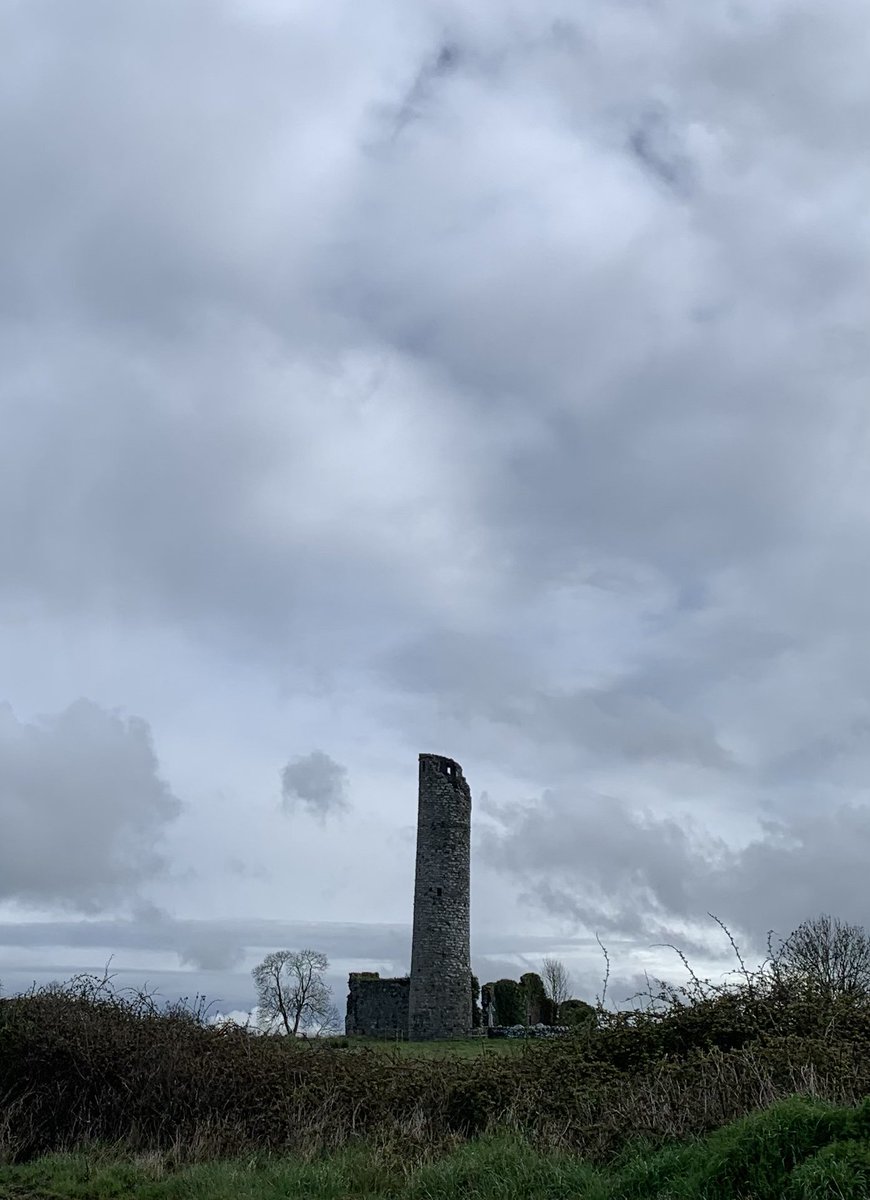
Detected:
left=408, top=753, right=472, bottom=1040
left=345, top=973, right=409, bottom=1038
left=344, top=753, right=473, bottom=1041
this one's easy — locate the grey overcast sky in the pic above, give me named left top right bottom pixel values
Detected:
left=2, top=0, right=870, bottom=1018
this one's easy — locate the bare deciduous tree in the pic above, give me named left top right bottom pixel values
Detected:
left=252, top=948, right=339, bottom=1036
left=542, top=957, right=572, bottom=1022
left=774, top=914, right=870, bottom=1000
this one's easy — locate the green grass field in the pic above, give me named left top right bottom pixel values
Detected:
left=4, top=1096, right=870, bottom=1200
left=334, top=1034, right=531, bottom=1057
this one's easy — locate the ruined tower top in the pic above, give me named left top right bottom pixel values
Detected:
left=408, top=752, right=472, bottom=1040
left=418, top=753, right=466, bottom=782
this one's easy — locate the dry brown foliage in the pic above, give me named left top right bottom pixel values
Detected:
left=3, top=921, right=870, bottom=1166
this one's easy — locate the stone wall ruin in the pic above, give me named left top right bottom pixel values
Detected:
left=345, top=753, right=473, bottom=1041
left=345, top=973, right=410, bottom=1038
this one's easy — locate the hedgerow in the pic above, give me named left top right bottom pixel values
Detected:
left=3, top=925, right=870, bottom=1167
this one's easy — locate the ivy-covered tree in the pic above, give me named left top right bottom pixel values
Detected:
left=519, top=972, right=549, bottom=1025
left=481, top=982, right=496, bottom=1027
left=492, top=978, right=525, bottom=1026
left=471, top=974, right=482, bottom=1028
left=560, top=998, right=596, bottom=1029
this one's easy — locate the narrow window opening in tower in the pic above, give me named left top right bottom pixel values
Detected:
left=437, top=887, right=442, bottom=897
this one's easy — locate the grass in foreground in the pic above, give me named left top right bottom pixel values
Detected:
left=335, top=1035, right=531, bottom=1058
left=4, top=1096, right=870, bottom=1200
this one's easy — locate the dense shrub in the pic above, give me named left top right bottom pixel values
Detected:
left=480, top=983, right=495, bottom=1028
left=519, top=973, right=552, bottom=1025
left=5, top=926, right=870, bottom=1167
left=471, top=975, right=481, bottom=1029
left=491, top=979, right=524, bottom=1027
left=560, top=998, right=596, bottom=1029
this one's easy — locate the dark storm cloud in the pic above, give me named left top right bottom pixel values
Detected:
left=0, top=915, right=639, bottom=1008
left=382, top=628, right=732, bottom=769
left=281, top=751, right=349, bottom=820
left=480, top=788, right=870, bottom=959
left=628, top=106, right=694, bottom=195
left=389, top=40, right=462, bottom=140
left=3, top=0, right=868, bottom=661
left=0, top=916, right=411, bottom=970
left=0, top=914, right=614, bottom=971
left=0, top=916, right=615, bottom=993
left=0, top=0, right=463, bottom=665
left=0, top=700, right=180, bottom=909
left=2, top=0, right=870, bottom=977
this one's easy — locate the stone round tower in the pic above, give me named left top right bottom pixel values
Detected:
left=408, top=753, right=472, bottom=1040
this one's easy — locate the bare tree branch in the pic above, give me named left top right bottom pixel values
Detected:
left=252, top=948, right=335, bottom=1037
left=774, top=914, right=870, bottom=1001
left=542, top=957, right=572, bottom=1022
